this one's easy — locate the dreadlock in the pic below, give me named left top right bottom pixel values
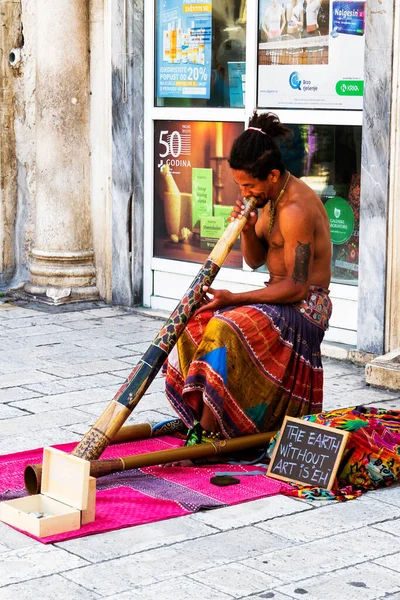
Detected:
left=228, top=111, right=292, bottom=179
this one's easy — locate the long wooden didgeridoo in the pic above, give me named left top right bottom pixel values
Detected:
left=70, top=196, right=259, bottom=462
left=25, top=418, right=186, bottom=494
left=25, top=430, right=276, bottom=495
left=111, top=418, right=185, bottom=444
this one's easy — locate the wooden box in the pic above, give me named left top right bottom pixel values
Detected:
left=0, top=448, right=96, bottom=537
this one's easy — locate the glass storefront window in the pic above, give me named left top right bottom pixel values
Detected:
left=153, top=120, right=361, bottom=282
left=153, top=120, right=244, bottom=268
left=281, top=123, right=361, bottom=284
left=155, top=1, right=247, bottom=108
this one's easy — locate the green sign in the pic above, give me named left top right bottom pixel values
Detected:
left=192, top=168, right=213, bottom=230
left=335, top=80, right=364, bottom=96
left=324, top=197, right=354, bottom=245
left=200, top=216, right=224, bottom=250
left=213, top=205, right=234, bottom=229
left=200, top=216, right=224, bottom=239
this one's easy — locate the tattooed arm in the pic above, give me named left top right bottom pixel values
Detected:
left=292, top=242, right=312, bottom=284
left=275, top=203, right=314, bottom=300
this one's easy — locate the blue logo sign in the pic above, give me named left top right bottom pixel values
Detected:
left=289, top=71, right=302, bottom=90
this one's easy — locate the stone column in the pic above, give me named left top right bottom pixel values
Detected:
left=357, top=0, right=394, bottom=353
left=365, top=1, right=400, bottom=389
left=385, top=0, right=400, bottom=353
left=25, top=0, right=98, bottom=303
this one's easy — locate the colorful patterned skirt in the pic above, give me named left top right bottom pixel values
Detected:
left=164, top=286, right=332, bottom=439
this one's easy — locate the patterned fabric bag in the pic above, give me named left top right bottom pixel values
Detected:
left=271, top=405, right=400, bottom=501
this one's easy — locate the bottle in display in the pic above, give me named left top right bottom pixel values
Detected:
left=190, top=20, right=198, bottom=64
left=176, top=18, right=182, bottom=62
left=163, top=23, right=171, bottom=62
left=182, top=31, right=188, bottom=63
left=161, top=164, right=182, bottom=238
left=170, top=20, right=177, bottom=63
left=198, top=28, right=205, bottom=65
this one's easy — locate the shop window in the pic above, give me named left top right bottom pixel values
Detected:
left=153, top=121, right=361, bottom=283
left=155, top=1, right=247, bottom=108
left=281, top=123, right=361, bottom=285
left=153, top=120, right=244, bottom=268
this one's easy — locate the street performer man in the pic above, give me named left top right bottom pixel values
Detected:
left=163, top=111, right=332, bottom=446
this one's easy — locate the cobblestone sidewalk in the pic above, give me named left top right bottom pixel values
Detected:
left=1, top=300, right=400, bottom=600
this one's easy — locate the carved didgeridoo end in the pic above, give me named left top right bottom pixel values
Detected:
left=24, top=463, right=43, bottom=495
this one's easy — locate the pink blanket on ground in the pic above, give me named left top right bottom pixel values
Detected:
left=0, top=436, right=291, bottom=543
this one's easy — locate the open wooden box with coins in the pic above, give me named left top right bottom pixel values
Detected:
left=0, top=447, right=96, bottom=537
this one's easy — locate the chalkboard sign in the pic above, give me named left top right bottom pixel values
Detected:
left=267, top=416, right=349, bottom=490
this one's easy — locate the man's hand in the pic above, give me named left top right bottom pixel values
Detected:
left=229, top=198, right=258, bottom=232
left=195, top=286, right=235, bottom=315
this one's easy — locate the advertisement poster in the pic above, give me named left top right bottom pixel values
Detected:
left=257, top=0, right=365, bottom=109
left=153, top=121, right=244, bottom=267
left=157, top=0, right=212, bottom=99
left=330, top=173, right=360, bottom=280
left=227, top=62, right=246, bottom=108
left=324, top=196, right=354, bottom=245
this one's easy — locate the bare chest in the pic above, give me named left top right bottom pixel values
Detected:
left=259, top=207, right=284, bottom=249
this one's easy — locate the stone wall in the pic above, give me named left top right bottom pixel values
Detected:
left=0, top=0, right=20, bottom=285
left=111, top=0, right=144, bottom=306
left=0, top=0, right=144, bottom=303
left=0, top=0, right=36, bottom=288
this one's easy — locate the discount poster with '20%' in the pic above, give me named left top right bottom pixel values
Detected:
left=157, top=0, right=212, bottom=99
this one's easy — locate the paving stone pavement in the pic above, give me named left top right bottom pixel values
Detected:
left=0, top=299, right=400, bottom=600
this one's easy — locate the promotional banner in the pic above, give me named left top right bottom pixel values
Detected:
left=257, top=0, right=365, bottom=109
left=153, top=121, right=244, bottom=267
left=157, top=0, right=212, bottom=99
